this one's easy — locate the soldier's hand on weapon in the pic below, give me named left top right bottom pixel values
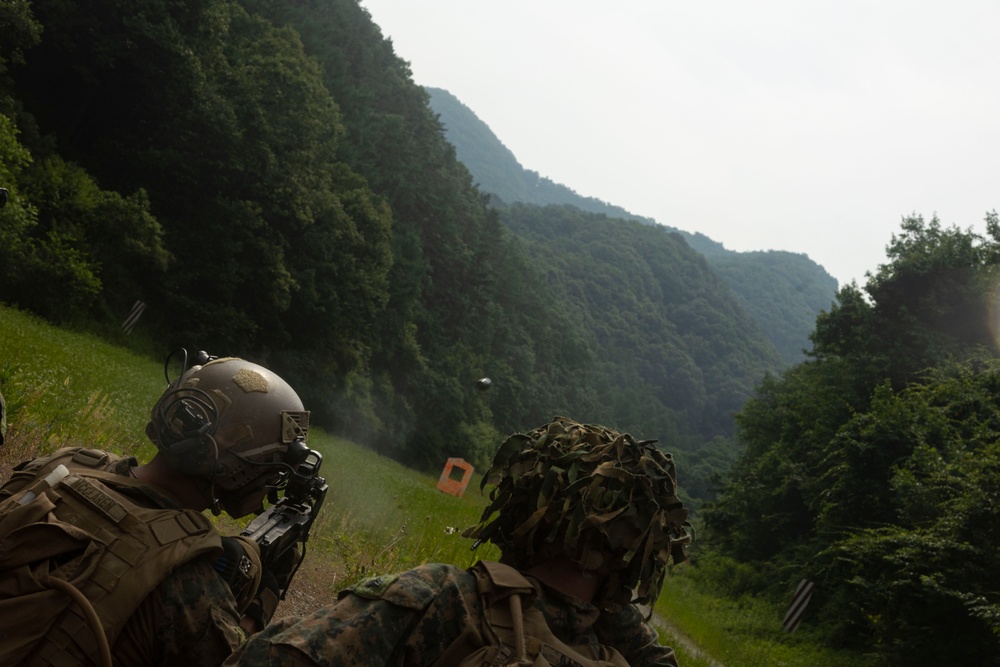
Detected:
left=242, top=569, right=280, bottom=634
left=271, top=541, right=301, bottom=593
left=241, top=541, right=300, bottom=633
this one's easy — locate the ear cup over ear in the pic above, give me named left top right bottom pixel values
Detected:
left=149, top=385, right=221, bottom=477
left=162, top=431, right=221, bottom=476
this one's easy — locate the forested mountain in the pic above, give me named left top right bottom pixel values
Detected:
left=704, top=215, right=1000, bottom=663
left=426, top=87, right=839, bottom=364
left=427, top=80, right=1000, bottom=665
left=4, top=1, right=998, bottom=660
left=424, top=87, right=657, bottom=223
left=498, top=204, right=785, bottom=500
left=2, top=0, right=777, bottom=498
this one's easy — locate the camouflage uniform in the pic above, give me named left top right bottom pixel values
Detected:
left=223, top=561, right=679, bottom=667
left=0, top=449, right=248, bottom=666
left=111, top=554, right=247, bottom=665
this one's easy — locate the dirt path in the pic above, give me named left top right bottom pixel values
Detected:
left=650, top=610, right=724, bottom=667
left=273, top=554, right=345, bottom=619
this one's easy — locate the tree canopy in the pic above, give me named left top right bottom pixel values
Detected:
left=0, top=0, right=796, bottom=487
left=426, top=85, right=839, bottom=367
left=704, top=213, right=1000, bottom=663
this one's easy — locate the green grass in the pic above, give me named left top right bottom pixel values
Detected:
left=1, top=302, right=870, bottom=665
left=0, top=306, right=164, bottom=472
left=304, top=433, right=501, bottom=588
left=0, top=304, right=501, bottom=577
left=653, top=567, right=874, bottom=667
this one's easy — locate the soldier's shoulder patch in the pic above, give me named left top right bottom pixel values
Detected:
left=349, top=573, right=402, bottom=600
left=346, top=565, right=447, bottom=610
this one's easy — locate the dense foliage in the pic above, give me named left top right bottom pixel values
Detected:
left=6, top=1, right=997, bottom=659
left=704, top=214, right=1000, bottom=664
left=692, top=246, right=839, bottom=365
left=0, top=0, right=794, bottom=488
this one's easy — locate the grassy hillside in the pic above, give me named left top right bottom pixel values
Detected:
left=0, top=303, right=497, bottom=576
left=1, top=303, right=872, bottom=665
left=0, top=308, right=164, bottom=471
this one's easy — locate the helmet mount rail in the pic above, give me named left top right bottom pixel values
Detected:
left=163, top=348, right=218, bottom=385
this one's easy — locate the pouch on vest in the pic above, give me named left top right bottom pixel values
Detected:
left=0, top=447, right=222, bottom=666
left=439, top=561, right=629, bottom=667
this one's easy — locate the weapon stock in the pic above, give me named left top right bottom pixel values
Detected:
left=241, top=447, right=328, bottom=599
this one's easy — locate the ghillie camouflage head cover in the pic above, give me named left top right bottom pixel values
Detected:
left=464, top=416, right=692, bottom=611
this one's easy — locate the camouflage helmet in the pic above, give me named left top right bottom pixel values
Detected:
left=464, top=416, right=691, bottom=611
left=146, top=355, right=310, bottom=518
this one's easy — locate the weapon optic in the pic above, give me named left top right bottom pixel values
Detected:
left=241, top=443, right=328, bottom=599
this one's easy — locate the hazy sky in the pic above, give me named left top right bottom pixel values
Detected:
left=359, top=1, right=999, bottom=288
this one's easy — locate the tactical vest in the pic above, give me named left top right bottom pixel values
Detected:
left=0, top=448, right=224, bottom=667
left=436, top=561, right=630, bottom=667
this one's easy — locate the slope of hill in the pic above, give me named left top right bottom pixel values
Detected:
left=425, top=87, right=655, bottom=223
left=501, top=203, right=783, bottom=440
left=426, top=87, right=838, bottom=364
left=2, top=0, right=792, bottom=495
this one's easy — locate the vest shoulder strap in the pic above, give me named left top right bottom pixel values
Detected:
left=1, top=447, right=126, bottom=500
left=460, top=561, right=630, bottom=667
left=0, top=456, right=222, bottom=665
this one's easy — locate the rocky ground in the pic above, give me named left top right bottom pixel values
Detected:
left=274, top=554, right=345, bottom=620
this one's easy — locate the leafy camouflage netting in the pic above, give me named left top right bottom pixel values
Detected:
left=464, top=416, right=692, bottom=611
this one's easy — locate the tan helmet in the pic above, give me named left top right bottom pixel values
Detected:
left=464, top=416, right=692, bottom=611
left=146, top=354, right=310, bottom=517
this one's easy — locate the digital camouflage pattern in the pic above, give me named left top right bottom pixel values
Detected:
left=113, top=556, right=247, bottom=665
left=0, top=448, right=249, bottom=666
left=463, top=416, right=692, bottom=611
left=223, top=561, right=679, bottom=667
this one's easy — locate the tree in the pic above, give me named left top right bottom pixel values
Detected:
left=0, top=114, right=168, bottom=323
left=815, top=363, right=1000, bottom=664
left=813, top=213, right=1000, bottom=386
left=705, top=213, right=1000, bottom=663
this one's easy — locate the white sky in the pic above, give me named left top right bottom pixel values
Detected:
left=359, top=0, right=1000, bottom=288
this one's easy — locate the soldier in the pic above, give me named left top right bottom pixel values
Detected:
left=224, top=416, right=692, bottom=666
left=0, top=354, right=311, bottom=666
